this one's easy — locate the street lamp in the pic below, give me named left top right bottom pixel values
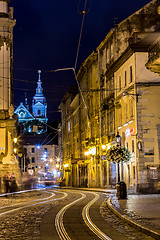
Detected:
left=102, top=145, right=106, bottom=150
left=13, top=148, right=17, bottom=154
left=116, top=132, right=121, bottom=146
left=14, top=137, right=18, bottom=144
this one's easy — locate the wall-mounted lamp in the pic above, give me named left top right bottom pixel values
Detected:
left=14, top=138, right=17, bottom=144
left=116, top=132, right=121, bottom=146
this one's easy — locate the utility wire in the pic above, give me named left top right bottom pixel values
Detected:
left=74, top=0, right=87, bottom=71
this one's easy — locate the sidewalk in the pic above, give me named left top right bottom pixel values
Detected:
left=108, top=191, right=160, bottom=239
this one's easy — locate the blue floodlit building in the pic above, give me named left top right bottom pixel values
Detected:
left=14, top=70, right=48, bottom=134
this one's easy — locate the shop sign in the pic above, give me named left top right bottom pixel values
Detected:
left=125, top=128, right=134, bottom=137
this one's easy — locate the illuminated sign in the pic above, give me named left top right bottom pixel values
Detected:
left=125, top=128, right=134, bottom=137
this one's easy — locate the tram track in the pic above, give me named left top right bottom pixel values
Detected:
left=0, top=189, right=68, bottom=217
left=82, top=192, right=112, bottom=240
left=55, top=192, right=86, bottom=240
left=55, top=191, right=113, bottom=240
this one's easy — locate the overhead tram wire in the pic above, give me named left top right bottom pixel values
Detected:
left=49, top=1, right=89, bottom=110
left=74, top=0, right=88, bottom=71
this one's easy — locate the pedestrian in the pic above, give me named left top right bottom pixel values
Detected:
left=3, top=173, right=10, bottom=194
left=10, top=173, right=18, bottom=193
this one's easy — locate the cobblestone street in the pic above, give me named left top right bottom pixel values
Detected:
left=0, top=202, right=56, bottom=240
left=0, top=190, right=55, bottom=240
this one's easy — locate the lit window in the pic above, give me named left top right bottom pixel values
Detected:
left=111, top=44, right=113, bottom=59
left=68, top=121, right=71, bottom=132
left=106, top=48, right=109, bottom=63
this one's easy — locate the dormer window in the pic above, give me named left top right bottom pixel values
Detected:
left=19, top=111, right=25, bottom=118
left=0, top=2, right=8, bottom=14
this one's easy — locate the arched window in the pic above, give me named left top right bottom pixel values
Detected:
left=37, top=110, right=41, bottom=115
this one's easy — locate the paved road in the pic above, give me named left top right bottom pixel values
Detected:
left=0, top=188, right=155, bottom=240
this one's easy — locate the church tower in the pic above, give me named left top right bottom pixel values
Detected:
left=32, top=70, right=47, bottom=122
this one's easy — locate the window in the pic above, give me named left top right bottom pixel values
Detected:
left=125, top=104, right=128, bottom=121
left=68, top=121, right=71, bottom=132
left=32, top=157, right=35, bottom=163
left=106, top=48, right=109, bottom=63
left=124, top=70, right=127, bottom=87
left=133, top=166, right=136, bottom=179
left=130, top=66, right=133, bottom=83
left=132, top=140, right=134, bottom=153
left=130, top=100, right=133, bottom=117
left=119, top=108, right=122, bottom=126
left=31, top=148, right=35, bottom=153
left=126, top=142, right=128, bottom=149
left=37, top=110, right=41, bottom=115
left=119, top=76, right=121, bottom=91
left=44, top=148, right=47, bottom=152
left=111, top=44, right=113, bottom=59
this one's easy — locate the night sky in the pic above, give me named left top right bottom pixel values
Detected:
left=12, top=0, right=150, bottom=122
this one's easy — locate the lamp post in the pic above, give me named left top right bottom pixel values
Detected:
left=115, top=132, right=127, bottom=199
left=116, top=132, right=121, bottom=182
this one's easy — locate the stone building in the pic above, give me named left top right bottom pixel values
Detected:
left=60, top=0, right=160, bottom=192
left=0, top=0, right=21, bottom=192
left=23, top=137, right=59, bottom=179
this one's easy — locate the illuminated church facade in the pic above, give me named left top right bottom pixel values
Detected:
left=14, top=70, right=48, bottom=134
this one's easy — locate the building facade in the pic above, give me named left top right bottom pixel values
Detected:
left=24, top=143, right=59, bottom=179
left=0, top=0, right=21, bottom=192
left=60, top=0, right=160, bottom=193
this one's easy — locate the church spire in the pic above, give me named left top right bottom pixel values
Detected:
left=32, top=69, right=47, bottom=121
left=35, top=70, right=43, bottom=96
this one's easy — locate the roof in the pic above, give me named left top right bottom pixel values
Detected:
left=14, top=102, right=34, bottom=121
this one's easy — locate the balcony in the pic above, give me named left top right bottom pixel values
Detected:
left=146, top=36, right=160, bottom=74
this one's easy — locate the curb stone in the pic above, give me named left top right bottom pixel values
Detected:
left=58, top=187, right=160, bottom=239
left=107, top=196, right=160, bottom=240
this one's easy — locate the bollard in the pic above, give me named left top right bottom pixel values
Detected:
left=116, top=181, right=127, bottom=199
